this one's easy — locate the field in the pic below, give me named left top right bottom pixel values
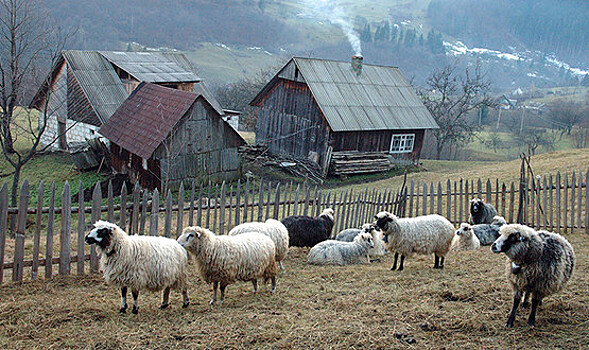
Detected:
left=0, top=232, right=587, bottom=349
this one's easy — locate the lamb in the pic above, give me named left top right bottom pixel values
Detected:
left=281, top=208, right=335, bottom=247
left=229, top=219, right=289, bottom=269
left=451, top=223, right=481, bottom=251
left=307, top=232, right=374, bottom=265
left=177, top=226, right=277, bottom=306
left=469, top=215, right=507, bottom=245
left=336, top=223, right=388, bottom=258
left=84, top=220, right=189, bottom=314
left=491, top=224, right=575, bottom=328
left=469, top=198, right=498, bottom=224
left=374, top=212, right=455, bottom=271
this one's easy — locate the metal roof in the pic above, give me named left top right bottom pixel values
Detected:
left=63, top=51, right=129, bottom=124
left=253, top=57, right=438, bottom=132
left=99, top=51, right=200, bottom=83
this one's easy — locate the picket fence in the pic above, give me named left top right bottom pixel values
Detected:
left=1, top=169, right=587, bottom=285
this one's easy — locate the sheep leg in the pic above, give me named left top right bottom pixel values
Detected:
left=160, top=287, right=170, bottom=309
left=279, top=261, right=284, bottom=270
left=182, top=289, right=190, bottom=308
left=131, top=290, right=139, bottom=314
left=210, top=281, right=219, bottom=306
left=391, top=252, right=398, bottom=270
left=521, top=292, right=530, bottom=309
left=439, top=256, right=445, bottom=269
left=506, top=290, right=522, bottom=328
left=271, top=276, right=276, bottom=293
left=434, top=255, right=440, bottom=269
left=398, top=255, right=405, bottom=271
left=219, top=283, right=227, bottom=305
left=120, top=286, right=128, bottom=314
left=527, top=296, right=541, bottom=327
left=252, top=279, right=258, bottom=293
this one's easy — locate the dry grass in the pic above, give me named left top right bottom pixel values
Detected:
left=1, top=231, right=587, bottom=349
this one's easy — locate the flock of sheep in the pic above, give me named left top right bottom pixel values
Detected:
left=84, top=197, right=576, bottom=328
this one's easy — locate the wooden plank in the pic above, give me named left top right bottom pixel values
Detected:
left=243, top=178, right=249, bottom=223
left=509, top=182, right=515, bottom=224
left=0, top=183, right=7, bottom=285
left=571, top=172, right=576, bottom=229
left=495, top=179, right=500, bottom=214
left=286, top=181, right=293, bottom=218
left=465, top=180, right=470, bottom=222
left=273, top=183, right=281, bottom=219
left=303, top=185, right=311, bottom=217
left=339, top=190, right=347, bottom=230
left=549, top=175, right=554, bottom=230
left=77, top=182, right=85, bottom=275
left=542, top=177, right=548, bottom=228
left=312, top=186, right=319, bottom=217
left=453, top=181, right=458, bottom=223
left=107, top=180, right=114, bottom=222
left=59, top=181, right=72, bottom=275
left=422, top=182, right=427, bottom=216
left=563, top=173, right=568, bottom=232
left=139, top=189, right=148, bottom=235
left=446, top=180, right=451, bottom=221
left=345, top=189, right=352, bottom=229
left=131, top=183, right=140, bottom=235
left=4, top=254, right=90, bottom=269
left=177, top=181, right=185, bottom=238
left=414, top=181, right=420, bottom=217
left=258, top=181, right=265, bottom=222
left=213, top=184, right=219, bottom=232
left=13, top=180, right=29, bottom=282
left=250, top=179, right=256, bottom=220
left=459, top=179, right=463, bottom=222
left=90, top=182, right=102, bottom=273
left=227, top=184, right=233, bottom=232
left=235, top=180, right=241, bottom=227
left=265, top=181, right=272, bottom=220
left=197, top=182, right=203, bottom=226
left=437, top=182, right=442, bottom=215
left=189, top=180, right=195, bottom=227
left=429, top=183, right=435, bottom=215
left=32, top=182, right=44, bottom=279
left=164, top=190, right=172, bottom=238
left=486, top=179, right=492, bottom=203
left=150, top=189, right=160, bottom=236
left=585, top=170, right=588, bottom=234
left=119, top=182, right=127, bottom=231
left=477, top=178, right=482, bottom=197
left=530, top=177, right=535, bottom=227
left=45, top=183, right=56, bottom=279
left=293, top=183, right=300, bottom=216
left=556, top=172, right=561, bottom=232
left=501, top=183, right=506, bottom=218
left=206, top=181, right=211, bottom=229
left=316, top=190, right=323, bottom=219
left=576, top=171, right=582, bottom=229
left=219, top=182, right=226, bottom=234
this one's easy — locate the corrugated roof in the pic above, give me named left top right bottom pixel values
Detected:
left=253, top=57, right=438, bottom=132
left=99, top=82, right=199, bottom=159
left=99, top=51, right=200, bottom=83
left=62, top=51, right=129, bottom=124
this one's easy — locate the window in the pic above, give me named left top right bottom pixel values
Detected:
left=389, top=134, right=415, bottom=154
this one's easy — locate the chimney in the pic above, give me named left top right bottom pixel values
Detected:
left=351, top=55, right=363, bottom=76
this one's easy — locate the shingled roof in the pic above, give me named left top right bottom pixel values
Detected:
left=99, top=82, right=198, bottom=159
left=251, top=57, right=438, bottom=132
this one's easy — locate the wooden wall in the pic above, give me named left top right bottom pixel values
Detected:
left=330, top=129, right=425, bottom=161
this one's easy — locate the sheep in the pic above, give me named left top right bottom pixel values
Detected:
left=177, top=226, right=277, bottom=306
left=281, top=208, right=335, bottom=247
left=469, top=198, right=498, bottom=224
left=84, top=220, right=189, bottom=314
left=469, top=215, right=507, bottom=245
left=491, top=224, right=575, bottom=328
left=307, top=232, right=374, bottom=265
left=336, top=223, right=388, bottom=258
left=228, top=219, right=289, bottom=269
left=374, top=211, right=455, bottom=271
left=451, top=223, right=481, bottom=251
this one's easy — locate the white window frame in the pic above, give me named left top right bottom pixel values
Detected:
left=389, top=134, right=415, bottom=154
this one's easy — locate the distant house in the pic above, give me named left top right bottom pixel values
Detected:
left=30, top=50, right=207, bottom=151
left=99, top=82, right=245, bottom=190
left=250, top=56, right=438, bottom=174
left=497, top=95, right=517, bottom=110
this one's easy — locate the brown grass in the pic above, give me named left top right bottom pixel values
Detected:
left=1, top=231, right=587, bottom=349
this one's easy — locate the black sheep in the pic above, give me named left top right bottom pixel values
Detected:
left=282, top=208, right=334, bottom=247
left=469, top=198, right=498, bottom=224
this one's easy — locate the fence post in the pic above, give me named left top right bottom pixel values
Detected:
left=459, top=179, right=463, bottom=222
left=258, top=181, right=265, bottom=222
left=45, top=183, right=56, bottom=279
left=549, top=175, right=554, bottom=230
left=32, top=181, right=44, bottom=279
left=13, top=180, right=29, bottom=282
left=131, top=183, right=140, bottom=235
left=177, top=181, right=185, bottom=238
left=293, top=184, right=300, bottom=216
left=59, top=181, right=72, bottom=276
left=243, top=178, right=249, bottom=223
left=0, top=183, right=8, bottom=285
left=189, top=180, right=195, bottom=227
left=585, top=170, right=588, bottom=234
left=563, top=173, right=568, bottom=232
left=107, top=180, right=114, bottom=222
left=556, top=172, right=561, bottom=232
left=219, top=181, right=226, bottom=234
left=303, top=185, right=311, bottom=217
left=265, top=181, right=272, bottom=220
left=273, top=183, right=281, bottom=219
left=164, top=190, right=173, bottom=238
left=77, top=181, right=85, bottom=275
left=206, top=181, right=212, bottom=229
left=235, top=180, right=241, bottom=227
left=150, top=189, right=160, bottom=236
left=542, top=177, right=548, bottom=229
left=119, top=182, right=127, bottom=231
left=345, top=189, right=352, bottom=228
left=213, top=184, right=219, bottom=232
left=197, top=182, right=203, bottom=227
left=576, top=171, right=582, bottom=229
left=446, top=180, right=451, bottom=221
left=437, top=182, right=442, bottom=215
left=486, top=179, right=492, bottom=203
left=429, top=183, right=435, bottom=215
left=90, top=182, right=102, bottom=273
left=228, top=184, right=233, bottom=232
left=501, top=183, right=506, bottom=218
left=422, top=182, right=427, bottom=216
left=140, top=189, right=148, bottom=235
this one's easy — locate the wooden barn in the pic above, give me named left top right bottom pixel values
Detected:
left=99, top=82, right=245, bottom=190
left=30, top=50, right=207, bottom=151
left=250, top=56, right=439, bottom=175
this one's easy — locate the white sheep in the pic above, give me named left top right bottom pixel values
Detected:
left=336, top=223, right=388, bottom=258
left=491, top=224, right=575, bottom=327
left=451, top=223, right=481, bottom=251
left=177, top=226, right=277, bottom=306
left=374, top=212, right=455, bottom=271
left=85, top=220, right=189, bottom=314
left=228, top=219, right=289, bottom=269
left=307, top=232, right=374, bottom=265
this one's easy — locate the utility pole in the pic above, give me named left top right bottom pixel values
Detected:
left=496, top=108, right=502, bottom=130
left=519, top=107, right=526, bottom=134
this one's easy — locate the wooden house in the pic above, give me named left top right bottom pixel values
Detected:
left=30, top=50, right=202, bottom=151
left=250, top=57, right=439, bottom=175
left=99, top=82, right=245, bottom=190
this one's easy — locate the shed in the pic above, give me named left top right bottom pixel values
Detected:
left=250, top=56, right=439, bottom=174
left=30, top=50, right=203, bottom=151
left=99, top=82, right=245, bottom=190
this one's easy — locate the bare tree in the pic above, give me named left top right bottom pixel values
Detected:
left=420, top=62, right=494, bottom=159
left=548, top=99, right=588, bottom=135
left=0, top=0, right=72, bottom=207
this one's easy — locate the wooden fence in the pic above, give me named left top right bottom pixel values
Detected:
left=1, top=168, right=587, bottom=285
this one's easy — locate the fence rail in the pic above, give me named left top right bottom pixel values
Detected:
left=1, top=168, right=588, bottom=285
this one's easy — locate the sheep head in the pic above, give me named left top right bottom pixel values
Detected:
left=469, top=198, right=484, bottom=213
left=320, top=208, right=335, bottom=220
left=177, top=226, right=209, bottom=254
left=85, top=220, right=121, bottom=250
left=491, top=224, right=537, bottom=262
left=491, top=215, right=507, bottom=226
left=374, top=211, right=398, bottom=234
left=456, top=223, right=472, bottom=237
left=354, top=232, right=374, bottom=248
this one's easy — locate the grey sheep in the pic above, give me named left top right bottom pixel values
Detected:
left=468, top=215, right=507, bottom=245
left=336, top=223, right=387, bottom=258
left=491, top=224, right=575, bottom=328
left=307, top=232, right=374, bottom=265
left=469, top=198, right=498, bottom=224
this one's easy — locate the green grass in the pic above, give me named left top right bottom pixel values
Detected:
left=530, top=86, right=589, bottom=104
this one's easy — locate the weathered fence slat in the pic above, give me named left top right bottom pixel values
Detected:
left=446, top=180, right=451, bottom=221
left=437, top=182, right=442, bottom=215
left=429, top=183, right=435, bottom=215
left=119, top=182, right=127, bottom=231
left=164, top=190, right=173, bottom=238
left=542, top=177, right=548, bottom=228
left=107, top=181, right=114, bottom=222
left=235, top=180, right=241, bottom=227
left=206, top=182, right=211, bottom=229
left=273, top=183, right=281, bottom=220
left=45, top=183, right=56, bottom=279
left=90, top=182, right=102, bottom=273
left=501, top=183, right=507, bottom=218
left=150, top=189, right=160, bottom=236
left=13, top=180, right=30, bottom=282
left=422, top=183, right=427, bottom=216
left=197, top=183, right=203, bottom=227
left=258, top=181, right=265, bottom=222
left=227, top=184, right=233, bottom=232
left=250, top=179, right=256, bottom=221
left=243, top=178, right=249, bottom=223
left=458, top=179, right=463, bottom=222
left=139, top=189, right=148, bottom=235
left=131, top=183, right=140, bottom=235
left=265, top=181, right=272, bottom=221
left=509, top=182, right=515, bottom=224
left=585, top=171, right=589, bottom=234
left=293, top=184, right=300, bottom=216
left=189, top=180, right=195, bottom=227
left=219, top=182, right=226, bottom=234
left=556, top=172, right=561, bottom=232
left=177, top=182, right=185, bottom=238
left=77, top=182, right=85, bottom=275
left=213, top=184, right=219, bottom=232
left=549, top=175, right=554, bottom=230
left=59, top=181, right=71, bottom=276
left=563, top=173, right=568, bottom=232
left=303, top=185, right=311, bottom=217
left=32, top=182, right=44, bottom=279
left=0, top=184, right=7, bottom=284
left=570, top=173, right=576, bottom=229
left=576, top=171, right=582, bottom=229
